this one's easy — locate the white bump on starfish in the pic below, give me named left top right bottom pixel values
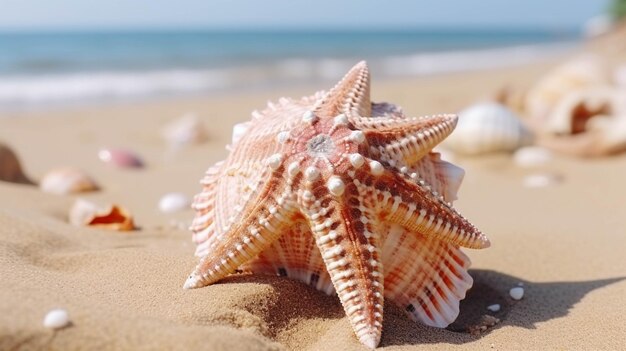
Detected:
left=327, top=176, right=345, bottom=196
left=276, top=131, right=290, bottom=144
left=334, top=113, right=349, bottom=126
left=349, top=130, right=366, bottom=143
left=369, top=160, right=384, bottom=176
left=287, top=162, right=300, bottom=177
left=304, top=166, right=320, bottom=181
left=267, top=153, right=283, bottom=170
left=349, top=153, right=365, bottom=168
left=302, top=110, right=318, bottom=124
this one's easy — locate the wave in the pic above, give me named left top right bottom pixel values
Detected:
left=0, top=41, right=578, bottom=111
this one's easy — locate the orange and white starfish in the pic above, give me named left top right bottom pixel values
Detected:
left=184, top=61, right=490, bottom=349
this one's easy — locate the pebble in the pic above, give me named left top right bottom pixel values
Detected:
left=513, top=146, right=553, bottom=168
left=509, top=287, right=525, bottom=300
left=159, top=193, right=191, bottom=213
left=486, top=304, right=501, bottom=312
left=43, top=309, right=70, bottom=329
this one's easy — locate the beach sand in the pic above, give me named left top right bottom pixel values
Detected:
left=1, top=50, right=626, bottom=350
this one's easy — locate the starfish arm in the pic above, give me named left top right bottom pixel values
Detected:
left=184, top=179, right=299, bottom=289
left=238, top=218, right=335, bottom=295
left=299, top=181, right=384, bottom=349
left=354, top=114, right=458, bottom=165
left=381, top=224, right=473, bottom=328
left=315, top=61, right=371, bottom=118
left=353, top=159, right=489, bottom=249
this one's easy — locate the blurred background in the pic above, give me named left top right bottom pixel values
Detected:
left=0, top=0, right=619, bottom=111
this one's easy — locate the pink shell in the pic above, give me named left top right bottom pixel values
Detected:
left=98, top=148, right=144, bottom=168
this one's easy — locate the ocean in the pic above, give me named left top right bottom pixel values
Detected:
left=0, top=29, right=581, bottom=110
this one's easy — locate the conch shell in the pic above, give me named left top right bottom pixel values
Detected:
left=524, top=55, right=610, bottom=129
left=40, top=168, right=99, bottom=195
left=69, top=199, right=135, bottom=231
left=0, top=142, right=33, bottom=185
left=537, top=88, right=626, bottom=156
left=442, top=102, right=533, bottom=155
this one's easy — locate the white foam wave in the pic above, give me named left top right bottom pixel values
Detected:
left=0, top=42, right=578, bottom=110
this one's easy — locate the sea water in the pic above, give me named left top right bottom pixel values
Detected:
left=0, top=29, right=580, bottom=110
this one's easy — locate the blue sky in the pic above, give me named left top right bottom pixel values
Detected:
left=0, top=0, right=611, bottom=30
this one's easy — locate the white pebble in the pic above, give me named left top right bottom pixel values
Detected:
left=509, top=287, right=524, bottom=300
left=43, top=309, right=70, bottom=329
left=523, top=173, right=561, bottom=188
left=158, top=193, right=191, bottom=213
left=513, top=146, right=553, bottom=168
left=486, top=304, right=501, bottom=312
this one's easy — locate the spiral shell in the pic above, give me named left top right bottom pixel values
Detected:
left=442, top=102, right=533, bottom=155
left=40, top=168, right=99, bottom=194
left=524, top=55, right=610, bottom=126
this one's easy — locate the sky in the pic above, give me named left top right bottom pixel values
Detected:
left=0, top=0, right=611, bottom=31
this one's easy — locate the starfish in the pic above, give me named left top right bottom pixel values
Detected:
left=184, top=61, right=490, bottom=349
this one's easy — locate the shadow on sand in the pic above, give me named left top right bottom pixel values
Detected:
left=381, top=269, right=624, bottom=347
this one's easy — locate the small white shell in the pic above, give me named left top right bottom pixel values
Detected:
left=162, top=113, right=208, bottom=146
left=40, top=168, right=98, bottom=194
left=513, top=147, right=553, bottom=168
left=523, top=173, right=561, bottom=188
left=158, top=193, right=191, bottom=213
left=43, top=309, right=70, bottom=329
left=509, top=287, right=524, bottom=300
left=524, top=55, right=610, bottom=126
left=443, top=102, right=533, bottom=155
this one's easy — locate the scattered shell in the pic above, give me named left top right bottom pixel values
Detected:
left=536, top=88, right=626, bottom=157
left=524, top=55, right=610, bottom=128
left=40, top=168, right=99, bottom=194
left=486, top=304, right=501, bottom=312
left=162, top=113, right=208, bottom=147
left=513, top=146, right=553, bottom=168
left=98, top=148, right=143, bottom=168
left=523, top=173, right=562, bottom=188
left=158, top=192, right=191, bottom=213
left=43, top=309, right=70, bottom=329
left=509, top=287, right=524, bottom=300
left=0, top=143, right=33, bottom=184
left=442, top=102, right=533, bottom=155
left=69, top=199, right=135, bottom=231
left=544, top=87, right=626, bottom=135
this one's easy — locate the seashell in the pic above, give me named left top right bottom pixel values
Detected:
left=486, top=304, right=501, bottom=312
left=442, top=102, right=533, bottom=155
left=524, top=55, right=610, bottom=128
left=98, top=148, right=144, bottom=168
left=184, top=61, right=490, bottom=349
left=512, top=146, right=553, bottom=168
left=162, top=113, right=208, bottom=147
left=69, top=199, right=135, bottom=231
left=536, top=88, right=626, bottom=156
left=158, top=192, right=191, bottom=213
left=40, top=168, right=99, bottom=194
left=523, top=173, right=562, bottom=188
left=43, top=309, right=70, bottom=329
left=0, top=142, right=34, bottom=185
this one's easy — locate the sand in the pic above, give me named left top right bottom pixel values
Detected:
left=1, top=48, right=626, bottom=350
